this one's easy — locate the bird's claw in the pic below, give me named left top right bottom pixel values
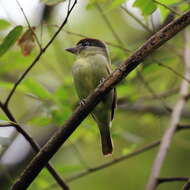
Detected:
left=79, top=99, right=86, bottom=106
left=99, top=77, right=106, bottom=85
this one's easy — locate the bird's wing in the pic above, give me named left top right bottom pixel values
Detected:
left=105, top=64, right=117, bottom=121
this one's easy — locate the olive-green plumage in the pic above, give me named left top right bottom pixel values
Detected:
left=66, top=38, right=116, bottom=155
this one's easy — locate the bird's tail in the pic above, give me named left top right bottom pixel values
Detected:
left=99, top=124, right=113, bottom=156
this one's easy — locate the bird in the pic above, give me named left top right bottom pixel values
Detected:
left=65, top=38, right=116, bottom=156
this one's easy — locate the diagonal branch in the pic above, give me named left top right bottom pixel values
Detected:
left=96, top=3, right=125, bottom=46
left=10, top=9, right=190, bottom=190
left=4, top=0, right=77, bottom=107
left=15, top=0, right=42, bottom=49
left=120, top=5, right=152, bottom=33
left=153, top=0, right=181, bottom=16
left=0, top=102, right=69, bottom=190
left=181, top=178, right=190, bottom=190
left=146, top=28, right=190, bottom=190
left=42, top=125, right=190, bottom=190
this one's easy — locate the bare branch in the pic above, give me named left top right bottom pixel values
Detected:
left=96, top=3, right=125, bottom=46
left=10, top=9, right=190, bottom=190
left=157, top=177, right=189, bottom=185
left=137, top=71, right=172, bottom=112
left=118, top=102, right=190, bottom=119
left=63, top=29, right=131, bottom=52
left=120, top=6, right=152, bottom=33
left=153, top=58, right=190, bottom=83
left=42, top=124, right=190, bottom=190
left=43, top=140, right=160, bottom=190
left=146, top=28, right=190, bottom=190
left=153, top=0, right=181, bottom=16
left=181, top=178, right=190, bottom=190
left=4, top=0, right=77, bottom=107
left=15, top=0, right=42, bottom=49
left=0, top=102, right=69, bottom=190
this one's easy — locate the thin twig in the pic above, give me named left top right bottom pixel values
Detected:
left=157, top=177, right=189, bottom=186
left=62, top=29, right=131, bottom=52
left=4, top=0, right=77, bottom=107
left=0, top=102, right=69, bottom=190
left=43, top=140, right=160, bottom=190
left=146, top=28, right=190, bottom=190
left=154, top=59, right=190, bottom=83
left=10, top=10, right=190, bottom=190
left=15, top=0, right=42, bottom=49
left=120, top=6, right=152, bottom=33
left=42, top=124, right=190, bottom=190
left=70, top=142, right=90, bottom=169
left=153, top=0, right=181, bottom=16
left=137, top=71, right=172, bottom=112
left=96, top=3, right=125, bottom=46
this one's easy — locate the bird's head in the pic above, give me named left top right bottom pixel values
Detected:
left=65, top=38, right=107, bottom=56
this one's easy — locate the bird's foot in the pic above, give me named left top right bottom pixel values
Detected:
left=99, top=77, right=106, bottom=85
left=79, top=99, right=86, bottom=106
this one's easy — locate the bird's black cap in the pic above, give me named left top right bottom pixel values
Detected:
left=77, top=38, right=106, bottom=49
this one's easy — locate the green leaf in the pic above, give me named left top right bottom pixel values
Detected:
left=28, top=116, right=52, bottom=127
left=22, top=78, right=52, bottom=100
left=122, top=144, right=137, bottom=155
left=0, top=19, right=11, bottom=30
left=0, top=25, right=23, bottom=57
left=86, top=0, right=108, bottom=9
left=40, top=0, right=65, bottom=5
left=108, top=0, right=127, bottom=10
left=133, top=0, right=157, bottom=15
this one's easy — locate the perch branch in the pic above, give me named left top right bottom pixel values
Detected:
left=0, top=102, right=69, bottom=190
left=10, top=9, right=190, bottom=190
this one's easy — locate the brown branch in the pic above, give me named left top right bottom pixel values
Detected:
left=157, top=177, right=189, bottom=185
left=0, top=102, right=69, bottom=190
left=4, top=0, right=77, bottom=107
left=181, top=178, right=190, bottom=190
left=10, top=9, right=190, bottom=190
left=146, top=28, right=190, bottom=190
left=42, top=140, right=160, bottom=190
left=42, top=124, right=190, bottom=190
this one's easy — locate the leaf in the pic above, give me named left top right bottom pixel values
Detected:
left=86, top=0, right=108, bottom=9
left=108, top=0, right=127, bottom=10
left=0, top=25, right=23, bottom=57
left=28, top=116, right=52, bottom=127
left=0, top=19, right=11, bottom=30
left=22, top=78, right=52, bottom=100
left=122, top=144, right=137, bottom=155
left=133, top=0, right=157, bottom=15
left=18, top=27, right=36, bottom=56
left=40, top=0, right=65, bottom=5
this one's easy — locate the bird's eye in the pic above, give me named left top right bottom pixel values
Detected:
left=83, top=41, right=90, bottom=46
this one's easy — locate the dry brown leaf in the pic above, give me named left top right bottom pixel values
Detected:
left=18, top=27, right=36, bottom=56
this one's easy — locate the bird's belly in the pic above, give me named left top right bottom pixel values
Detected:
left=72, top=63, right=98, bottom=99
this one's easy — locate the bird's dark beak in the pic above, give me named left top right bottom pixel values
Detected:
left=65, top=46, right=78, bottom=54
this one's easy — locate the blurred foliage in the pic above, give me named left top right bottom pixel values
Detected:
left=40, top=0, right=66, bottom=5
left=133, top=0, right=157, bottom=15
left=0, top=0, right=190, bottom=190
left=0, top=26, right=23, bottom=57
